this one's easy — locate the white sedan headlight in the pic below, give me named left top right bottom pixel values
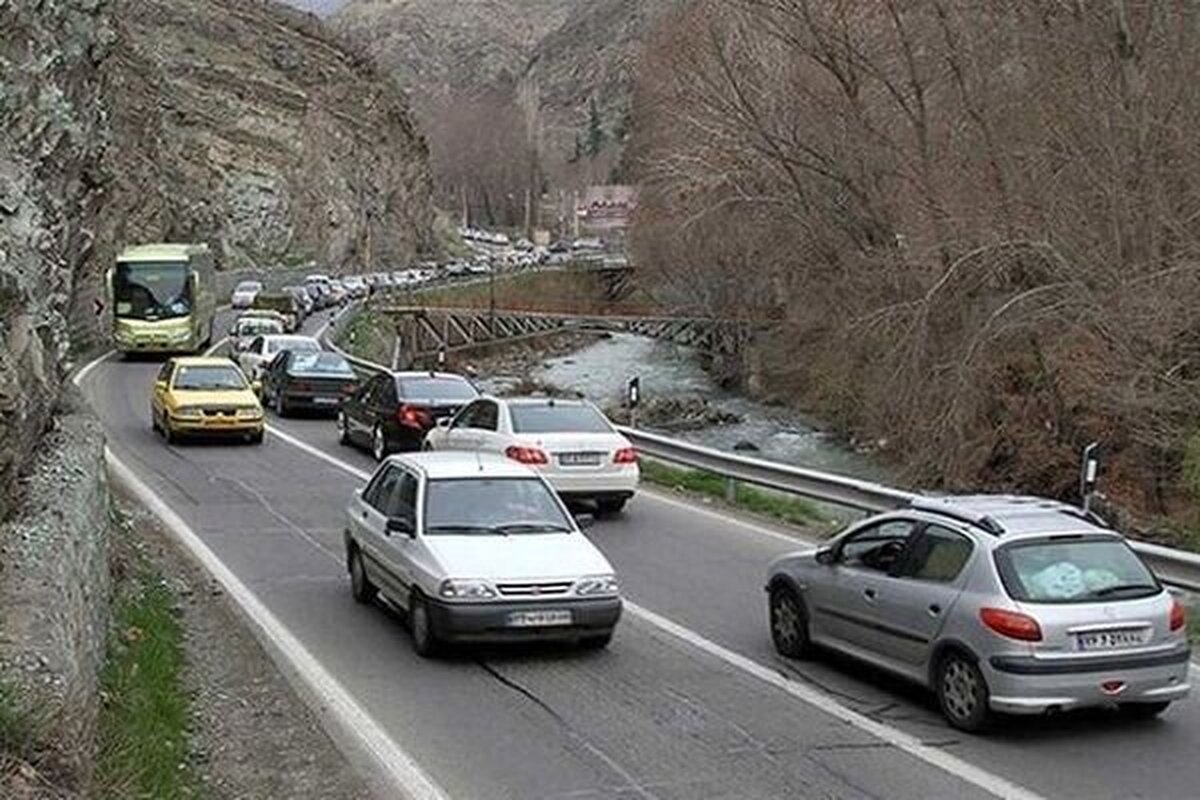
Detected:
left=439, top=579, right=497, bottom=600
left=574, top=575, right=619, bottom=597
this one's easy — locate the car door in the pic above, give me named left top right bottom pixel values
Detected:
left=380, top=468, right=427, bottom=607
left=151, top=361, right=174, bottom=424
left=873, top=523, right=975, bottom=668
left=345, top=376, right=381, bottom=441
left=352, top=465, right=407, bottom=600
left=443, top=401, right=484, bottom=451
left=807, top=519, right=918, bottom=654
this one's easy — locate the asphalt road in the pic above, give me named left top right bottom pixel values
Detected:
left=81, top=308, right=1200, bottom=800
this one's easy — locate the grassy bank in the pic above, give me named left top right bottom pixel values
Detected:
left=339, top=308, right=394, bottom=365
left=95, top=564, right=198, bottom=800
left=0, top=678, right=34, bottom=764
left=640, top=459, right=828, bottom=529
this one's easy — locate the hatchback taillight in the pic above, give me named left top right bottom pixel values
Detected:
left=613, top=447, right=638, bottom=464
left=979, top=607, right=1043, bottom=642
left=505, top=445, right=548, bottom=465
left=1170, top=597, right=1186, bottom=632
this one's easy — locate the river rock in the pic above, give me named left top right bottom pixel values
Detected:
left=733, top=440, right=760, bottom=452
left=610, top=394, right=741, bottom=431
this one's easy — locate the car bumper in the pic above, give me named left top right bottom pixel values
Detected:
left=983, top=646, right=1192, bottom=714
left=170, top=418, right=263, bottom=436
left=543, top=468, right=640, bottom=498
left=426, top=597, right=622, bottom=644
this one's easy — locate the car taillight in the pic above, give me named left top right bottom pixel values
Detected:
left=505, top=445, right=548, bottom=465
left=341, top=382, right=356, bottom=394
left=613, top=447, right=638, bottom=464
left=396, top=404, right=430, bottom=429
left=1170, top=597, right=1186, bottom=632
left=979, top=607, right=1042, bottom=642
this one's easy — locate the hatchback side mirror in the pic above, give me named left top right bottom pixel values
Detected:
left=437, top=418, right=451, bottom=428
left=815, top=547, right=837, bottom=566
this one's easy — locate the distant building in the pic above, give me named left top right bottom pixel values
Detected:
left=574, top=185, right=638, bottom=236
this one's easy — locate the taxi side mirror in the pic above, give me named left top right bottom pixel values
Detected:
left=251, top=380, right=263, bottom=397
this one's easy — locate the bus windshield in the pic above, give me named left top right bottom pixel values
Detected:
left=114, top=261, right=192, bottom=321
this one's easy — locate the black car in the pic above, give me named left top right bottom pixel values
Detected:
left=263, top=350, right=359, bottom=416
left=338, top=371, right=479, bottom=461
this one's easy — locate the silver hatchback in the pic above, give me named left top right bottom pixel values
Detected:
left=766, top=495, right=1191, bottom=731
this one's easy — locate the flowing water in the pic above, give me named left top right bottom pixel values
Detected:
left=480, top=332, right=888, bottom=484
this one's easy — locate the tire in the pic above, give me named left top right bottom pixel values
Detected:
left=337, top=412, right=351, bottom=446
left=273, top=390, right=289, bottom=418
left=409, top=594, right=440, bottom=657
left=247, top=430, right=264, bottom=445
left=1118, top=701, right=1171, bottom=720
left=936, top=651, right=992, bottom=733
left=151, top=408, right=160, bottom=433
left=372, top=424, right=388, bottom=462
left=164, top=421, right=179, bottom=445
left=579, top=632, right=613, bottom=650
left=595, top=498, right=627, bottom=517
left=769, top=585, right=812, bottom=659
left=348, top=547, right=377, bottom=604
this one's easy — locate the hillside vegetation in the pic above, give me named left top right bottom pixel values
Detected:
left=630, top=1, right=1200, bottom=524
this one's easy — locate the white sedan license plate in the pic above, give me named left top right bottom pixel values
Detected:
left=312, top=397, right=338, bottom=405
left=1075, top=628, right=1151, bottom=651
left=559, top=452, right=602, bottom=466
left=507, top=610, right=573, bottom=628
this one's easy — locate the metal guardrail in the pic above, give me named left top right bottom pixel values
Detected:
left=319, top=305, right=1200, bottom=593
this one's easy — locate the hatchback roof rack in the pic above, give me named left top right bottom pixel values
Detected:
left=908, top=496, right=1007, bottom=536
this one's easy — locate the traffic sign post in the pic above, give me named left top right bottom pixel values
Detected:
left=627, top=376, right=640, bottom=428
left=1080, top=441, right=1100, bottom=512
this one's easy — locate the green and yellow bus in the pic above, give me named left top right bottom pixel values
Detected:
left=107, top=243, right=216, bottom=354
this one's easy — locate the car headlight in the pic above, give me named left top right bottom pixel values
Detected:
left=236, top=407, right=262, bottom=419
left=168, top=328, right=192, bottom=341
left=574, top=575, right=619, bottom=597
left=438, top=579, right=497, bottom=600
left=173, top=407, right=204, bottom=419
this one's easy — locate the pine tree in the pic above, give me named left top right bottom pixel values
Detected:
left=585, top=97, right=605, bottom=158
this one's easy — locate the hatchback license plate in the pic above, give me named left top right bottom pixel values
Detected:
left=1075, top=628, right=1151, bottom=651
left=508, top=610, right=572, bottom=628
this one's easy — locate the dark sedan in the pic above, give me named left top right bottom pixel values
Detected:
left=337, top=371, right=478, bottom=461
left=262, top=350, right=359, bottom=416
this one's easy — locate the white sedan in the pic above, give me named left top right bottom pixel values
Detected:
left=424, top=397, right=638, bottom=515
left=236, top=334, right=320, bottom=380
left=230, top=280, right=262, bottom=309
left=344, top=451, right=621, bottom=656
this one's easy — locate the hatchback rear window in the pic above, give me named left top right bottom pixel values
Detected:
left=994, top=536, right=1159, bottom=603
left=510, top=404, right=611, bottom=434
left=399, top=377, right=478, bottom=402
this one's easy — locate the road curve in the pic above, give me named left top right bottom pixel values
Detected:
left=80, top=308, right=1200, bottom=800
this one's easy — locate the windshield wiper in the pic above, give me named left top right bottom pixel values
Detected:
left=1090, top=583, right=1159, bottom=598
left=426, top=524, right=508, bottom=536
left=492, top=522, right=572, bottom=534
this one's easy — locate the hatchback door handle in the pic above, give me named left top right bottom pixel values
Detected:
left=863, top=588, right=877, bottom=601
left=928, top=603, right=942, bottom=616
left=361, top=511, right=368, bottom=520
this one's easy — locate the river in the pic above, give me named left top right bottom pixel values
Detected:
left=478, top=332, right=887, bottom=484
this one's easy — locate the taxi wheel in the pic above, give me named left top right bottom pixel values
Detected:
left=409, top=594, right=440, bottom=658
left=247, top=430, right=264, bottom=445
left=150, top=408, right=160, bottom=433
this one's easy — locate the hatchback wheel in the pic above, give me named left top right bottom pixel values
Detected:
left=937, top=652, right=992, bottom=732
left=349, top=547, right=377, bottom=604
left=372, top=425, right=387, bottom=462
left=769, top=586, right=812, bottom=658
left=409, top=594, right=439, bottom=657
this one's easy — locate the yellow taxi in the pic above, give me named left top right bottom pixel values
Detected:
left=151, top=356, right=265, bottom=444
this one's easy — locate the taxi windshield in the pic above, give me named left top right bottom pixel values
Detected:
left=174, top=365, right=247, bottom=391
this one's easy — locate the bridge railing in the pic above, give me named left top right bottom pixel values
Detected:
left=319, top=306, right=1200, bottom=593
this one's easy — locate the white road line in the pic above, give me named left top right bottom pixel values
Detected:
left=625, top=601, right=1045, bottom=800
left=73, top=349, right=114, bottom=388
left=258, top=427, right=1045, bottom=800
left=204, top=336, right=230, bottom=357
left=105, top=449, right=449, bottom=800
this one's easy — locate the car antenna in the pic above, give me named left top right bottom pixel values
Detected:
left=475, top=448, right=484, bottom=473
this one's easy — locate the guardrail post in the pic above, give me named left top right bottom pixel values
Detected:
left=725, top=476, right=737, bottom=504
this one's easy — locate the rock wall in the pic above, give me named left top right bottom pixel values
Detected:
left=0, top=0, right=112, bottom=507
left=0, top=399, right=110, bottom=786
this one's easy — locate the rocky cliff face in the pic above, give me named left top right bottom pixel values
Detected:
left=91, top=0, right=434, bottom=289
left=0, top=0, right=112, bottom=504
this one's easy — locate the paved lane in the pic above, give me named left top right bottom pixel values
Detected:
left=85, top=352, right=996, bottom=800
